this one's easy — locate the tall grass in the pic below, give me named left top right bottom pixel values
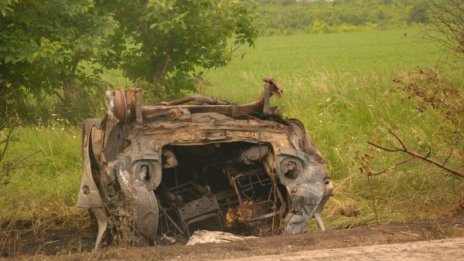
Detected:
left=0, top=123, right=88, bottom=231
left=203, top=28, right=462, bottom=228
left=1, top=28, right=462, bottom=232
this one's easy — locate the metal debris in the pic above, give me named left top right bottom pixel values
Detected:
left=186, top=230, right=257, bottom=245
left=76, top=78, right=333, bottom=250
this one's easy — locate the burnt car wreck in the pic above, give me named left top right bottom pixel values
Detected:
left=77, top=78, right=333, bottom=249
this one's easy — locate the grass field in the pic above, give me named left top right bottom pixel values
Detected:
left=1, top=28, right=462, bottom=233
left=203, top=28, right=462, bottom=228
left=203, top=28, right=444, bottom=99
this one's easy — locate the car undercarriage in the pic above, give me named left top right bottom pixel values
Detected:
left=76, top=78, right=333, bottom=249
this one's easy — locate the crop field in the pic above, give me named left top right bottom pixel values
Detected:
left=1, top=27, right=462, bottom=236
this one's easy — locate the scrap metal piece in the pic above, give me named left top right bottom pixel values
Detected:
left=135, top=89, right=143, bottom=125
left=262, top=78, right=283, bottom=115
left=314, top=212, right=325, bottom=231
left=77, top=119, right=103, bottom=208
left=240, top=145, right=269, bottom=165
left=277, top=147, right=331, bottom=234
left=141, top=78, right=284, bottom=119
left=113, top=89, right=127, bottom=123
left=115, top=162, right=159, bottom=246
left=91, top=207, right=109, bottom=251
left=186, top=230, right=257, bottom=245
left=162, top=149, right=178, bottom=168
left=178, top=195, right=222, bottom=236
left=158, top=94, right=230, bottom=106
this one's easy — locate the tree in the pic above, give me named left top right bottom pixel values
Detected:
left=430, top=0, right=464, bottom=54
left=0, top=0, right=117, bottom=121
left=104, top=0, right=257, bottom=97
left=408, top=3, right=429, bottom=24
left=1, top=0, right=257, bottom=121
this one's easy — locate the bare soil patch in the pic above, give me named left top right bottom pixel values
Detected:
left=2, top=214, right=464, bottom=260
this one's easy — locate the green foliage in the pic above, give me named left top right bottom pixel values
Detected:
left=255, top=0, right=432, bottom=36
left=0, top=0, right=17, bottom=17
left=408, top=2, right=430, bottom=24
left=104, top=0, right=257, bottom=98
left=0, top=0, right=117, bottom=121
left=0, top=0, right=257, bottom=122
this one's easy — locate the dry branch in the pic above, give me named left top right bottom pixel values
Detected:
left=368, top=157, right=414, bottom=177
left=368, top=129, right=464, bottom=179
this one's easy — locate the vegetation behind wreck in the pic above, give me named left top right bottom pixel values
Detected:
left=1, top=0, right=463, bottom=255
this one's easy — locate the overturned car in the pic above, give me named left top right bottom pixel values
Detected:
left=77, top=78, right=333, bottom=249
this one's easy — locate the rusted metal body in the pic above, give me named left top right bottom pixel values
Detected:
left=77, top=78, right=333, bottom=249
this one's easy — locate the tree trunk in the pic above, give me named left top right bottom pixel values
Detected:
left=151, top=55, right=171, bottom=97
left=61, top=74, right=79, bottom=121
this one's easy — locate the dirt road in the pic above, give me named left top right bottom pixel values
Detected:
left=231, top=237, right=464, bottom=261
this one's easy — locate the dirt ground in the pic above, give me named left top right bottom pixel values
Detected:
left=2, top=214, right=464, bottom=260
left=237, top=237, right=464, bottom=261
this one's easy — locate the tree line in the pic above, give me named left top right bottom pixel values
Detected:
left=255, top=0, right=431, bottom=35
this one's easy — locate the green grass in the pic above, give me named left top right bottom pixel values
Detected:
left=1, top=28, right=462, bottom=232
left=203, top=28, right=444, bottom=100
left=0, top=125, right=88, bottom=230
left=203, top=28, right=463, bottom=228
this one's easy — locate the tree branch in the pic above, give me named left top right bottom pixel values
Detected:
left=402, top=148, right=464, bottom=179
left=367, top=141, right=400, bottom=152
left=0, top=120, right=19, bottom=161
left=369, top=129, right=464, bottom=179
left=388, top=129, right=408, bottom=150
left=369, top=157, right=415, bottom=177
